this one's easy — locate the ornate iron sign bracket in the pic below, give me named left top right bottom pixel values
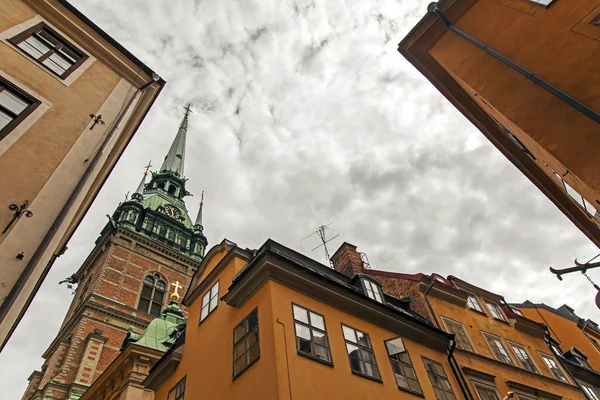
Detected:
left=2, top=201, right=33, bottom=234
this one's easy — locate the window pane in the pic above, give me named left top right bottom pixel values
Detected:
left=138, top=298, right=149, bottom=312
left=42, top=57, right=67, bottom=75
left=314, top=343, right=331, bottom=361
left=248, top=343, right=259, bottom=363
left=209, top=295, right=218, bottom=311
left=293, top=305, right=308, bottom=324
left=0, top=110, right=12, bottom=130
left=343, top=326, right=357, bottom=343
left=150, top=302, right=161, bottom=316
left=295, top=323, right=311, bottom=340
left=297, top=337, right=312, bottom=354
left=201, top=292, right=210, bottom=308
left=200, top=304, right=209, bottom=321
left=247, top=330, right=258, bottom=348
left=156, top=280, right=166, bottom=290
left=356, top=330, right=371, bottom=348
left=48, top=52, right=73, bottom=70
left=234, top=342, right=245, bottom=360
left=247, top=309, right=258, bottom=330
left=234, top=357, right=246, bottom=375
left=140, top=285, right=153, bottom=299
left=153, top=289, right=164, bottom=302
left=18, top=37, right=50, bottom=58
left=234, top=324, right=246, bottom=343
left=0, top=90, right=28, bottom=114
left=312, top=330, right=327, bottom=347
left=144, top=276, right=154, bottom=286
left=386, top=337, right=405, bottom=355
left=210, top=281, right=219, bottom=297
left=309, top=312, right=324, bottom=330
left=346, top=343, right=359, bottom=356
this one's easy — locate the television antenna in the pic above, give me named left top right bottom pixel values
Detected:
left=302, top=222, right=340, bottom=267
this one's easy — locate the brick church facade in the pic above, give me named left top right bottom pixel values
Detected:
left=22, top=106, right=206, bottom=400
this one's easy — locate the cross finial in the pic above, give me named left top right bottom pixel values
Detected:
left=144, top=161, right=153, bottom=175
left=124, top=191, right=129, bottom=201
left=183, top=103, right=193, bottom=117
left=200, top=190, right=204, bottom=206
left=170, top=281, right=183, bottom=301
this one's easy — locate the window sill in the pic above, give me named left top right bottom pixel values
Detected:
left=467, top=308, right=488, bottom=317
left=297, top=351, right=334, bottom=367
left=493, top=317, right=511, bottom=326
left=397, top=386, right=425, bottom=398
left=350, top=370, right=383, bottom=383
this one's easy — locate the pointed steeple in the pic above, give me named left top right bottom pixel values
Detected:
left=159, top=104, right=191, bottom=177
left=194, top=191, right=204, bottom=234
left=131, top=161, right=152, bottom=202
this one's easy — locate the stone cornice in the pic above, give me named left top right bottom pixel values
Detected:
left=117, top=226, right=200, bottom=270
left=223, top=253, right=451, bottom=353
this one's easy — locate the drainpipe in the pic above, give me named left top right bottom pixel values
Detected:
left=0, top=75, right=163, bottom=352
left=427, top=2, right=600, bottom=124
left=447, top=339, right=474, bottom=400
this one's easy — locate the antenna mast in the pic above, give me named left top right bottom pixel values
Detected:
left=302, top=222, right=340, bottom=268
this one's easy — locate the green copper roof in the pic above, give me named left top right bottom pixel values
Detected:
left=122, top=300, right=187, bottom=352
left=140, top=191, right=194, bottom=229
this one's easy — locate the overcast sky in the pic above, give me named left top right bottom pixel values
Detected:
left=2, top=0, right=599, bottom=397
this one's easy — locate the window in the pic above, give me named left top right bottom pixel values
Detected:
left=593, top=15, right=600, bottom=27
left=292, top=304, right=332, bottom=363
left=422, top=357, right=456, bottom=400
left=200, top=281, right=219, bottom=322
left=586, top=334, right=600, bottom=353
left=526, top=0, right=554, bottom=6
left=467, top=295, right=484, bottom=313
left=9, top=22, right=87, bottom=79
left=362, top=279, right=383, bottom=303
left=167, top=376, right=185, bottom=400
left=484, top=301, right=506, bottom=322
left=473, top=383, right=500, bottom=400
left=137, top=274, right=167, bottom=317
left=233, top=308, right=259, bottom=378
left=582, top=384, right=600, bottom=400
left=442, top=317, right=474, bottom=352
left=0, top=77, right=40, bottom=141
left=539, top=353, right=568, bottom=383
left=483, top=333, right=513, bottom=365
left=385, top=337, right=422, bottom=394
left=342, top=324, right=380, bottom=380
left=509, top=343, right=538, bottom=373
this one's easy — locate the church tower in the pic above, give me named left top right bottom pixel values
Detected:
left=22, top=105, right=206, bottom=400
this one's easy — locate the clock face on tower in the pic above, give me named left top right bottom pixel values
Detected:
left=163, top=205, right=182, bottom=219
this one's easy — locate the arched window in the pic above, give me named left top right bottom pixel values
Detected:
left=137, top=273, right=167, bottom=317
left=128, top=210, right=137, bottom=223
left=158, top=225, right=167, bottom=237
left=168, top=185, right=177, bottom=195
left=168, top=230, right=175, bottom=242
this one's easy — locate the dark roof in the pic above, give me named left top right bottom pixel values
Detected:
left=56, top=0, right=165, bottom=84
left=513, top=301, right=600, bottom=334
left=232, top=238, right=446, bottom=336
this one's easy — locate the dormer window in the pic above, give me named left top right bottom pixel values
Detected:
left=362, top=278, right=384, bottom=304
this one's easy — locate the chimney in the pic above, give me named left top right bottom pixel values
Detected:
left=331, top=242, right=363, bottom=277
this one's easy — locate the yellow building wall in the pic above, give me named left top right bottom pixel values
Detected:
left=426, top=294, right=584, bottom=399
left=270, top=282, right=461, bottom=400
left=155, top=254, right=280, bottom=400
left=158, top=249, right=465, bottom=400
left=520, top=307, right=600, bottom=372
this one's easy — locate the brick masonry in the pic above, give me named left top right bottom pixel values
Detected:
left=23, top=226, right=199, bottom=400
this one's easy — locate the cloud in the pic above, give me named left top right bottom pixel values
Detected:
left=2, top=0, right=598, bottom=398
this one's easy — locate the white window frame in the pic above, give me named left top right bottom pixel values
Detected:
left=441, top=316, right=475, bottom=353
left=200, top=280, right=219, bottom=322
left=538, top=351, right=569, bottom=383
left=507, top=341, right=538, bottom=373
left=484, top=300, right=507, bottom=322
left=482, top=332, right=514, bottom=365
left=362, top=278, right=384, bottom=303
left=466, top=294, right=484, bottom=313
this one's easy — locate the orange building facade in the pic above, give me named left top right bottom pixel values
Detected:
left=514, top=302, right=600, bottom=399
left=399, top=0, right=600, bottom=248
left=144, top=239, right=468, bottom=400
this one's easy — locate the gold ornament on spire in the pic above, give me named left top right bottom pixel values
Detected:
left=170, top=281, right=183, bottom=301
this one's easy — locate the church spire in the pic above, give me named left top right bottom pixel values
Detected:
left=159, top=104, right=191, bottom=178
left=194, top=191, right=204, bottom=234
left=131, top=161, right=152, bottom=202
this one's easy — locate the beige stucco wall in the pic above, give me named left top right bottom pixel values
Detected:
left=0, top=0, right=161, bottom=350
